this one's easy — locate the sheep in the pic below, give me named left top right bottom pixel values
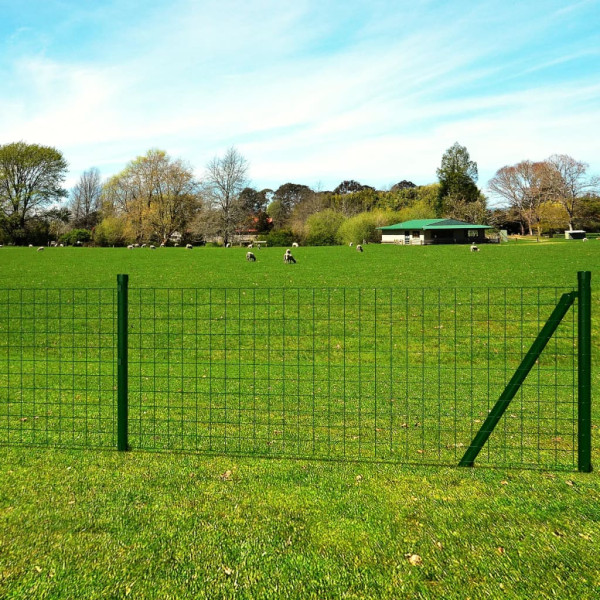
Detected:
left=186, top=244, right=193, bottom=249
left=37, top=246, right=44, bottom=252
left=149, top=245, right=156, bottom=250
left=470, top=243, right=479, bottom=252
left=225, top=243, right=231, bottom=248
left=349, top=242, right=353, bottom=247
left=246, top=251, right=256, bottom=262
left=583, top=237, right=588, bottom=242
left=59, top=243, right=64, bottom=247
left=141, top=243, right=147, bottom=248
left=247, top=243, right=253, bottom=249
left=160, top=242, right=165, bottom=247
left=292, top=242, right=299, bottom=248
left=174, top=243, right=179, bottom=247
left=356, top=244, right=363, bottom=252
left=284, top=249, right=296, bottom=264
left=29, top=244, right=33, bottom=247
left=134, top=243, right=140, bottom=248
left=127, top=244, right=134, bottom=249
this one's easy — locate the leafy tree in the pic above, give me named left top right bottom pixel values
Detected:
left=102, top=149, right=200, bottom=244
left=333, top=180, right=372, bottom=195
left=436, top=142, right=479, bottom=216
left=0, top=141, right=68, bottom=243
left=390, top=180, right=416, bottom=192
left=268, top=183, right=313, bottom=228
left=328, top=187, right=379, bottom=216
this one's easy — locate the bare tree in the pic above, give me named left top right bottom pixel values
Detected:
left=546, top=154, right=598, bottom=230
left=488, top=161, right=548, bottom=235
left=70, top=167, right=102, bottom=229
left=202, top=147, right=249, bottom=245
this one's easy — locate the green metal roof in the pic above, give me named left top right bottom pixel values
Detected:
left=378, top=219, right=491, bottom=231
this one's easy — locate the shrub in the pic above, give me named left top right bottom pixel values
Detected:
left=59, top=229, right=92, bottom=246
left=337, top=210, right=405, bottom=245
left=265, top=228, right=295, bottom=247
left=93, top=218, right=127, bottom=247
left=304, top=210, right=346, bottom=246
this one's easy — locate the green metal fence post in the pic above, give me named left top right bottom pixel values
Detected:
left=117, top=274, right=129, bottom=451
left=578, top=271, right=592, bottom=472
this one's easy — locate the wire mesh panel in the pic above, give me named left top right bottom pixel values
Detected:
left=127, top=286, right=578, bottom=469
left=0, top=288, right=117, bottom=448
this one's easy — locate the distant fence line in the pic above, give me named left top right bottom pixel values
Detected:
left=0, top=273, right=592, bottom=471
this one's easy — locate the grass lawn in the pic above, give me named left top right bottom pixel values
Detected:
left=1, top=240, right=599, bottom=598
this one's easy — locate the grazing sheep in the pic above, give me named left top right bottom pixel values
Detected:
left=349, top=242, right=353, bottom=247
left=29, top=244, right=33, bottom=247
left=186, top=244, right=193, bottom=249
left=246, top=251, right=256, bottom=262
left=37, top=246, right=44, bottom=252
left=134, top=243, right=140, bottom=248
left=247, top=243, right=253, bottom=249
left=59, top=243, right=64, bottom=247
left=356, top=244, right=363, bottom=252
left=174, top=243, right=179, bottom=247
left=292, top=242, right=299, bottom=248
left=225, top=243, right=231, bottom=248
left=284, top=249, right=296, bottom=264
left=149, top=245, right=156, bottom=250
left=141, top=244, right=147, bottom=248
left=470, top=243, right=479, bottom=252
left=583, top=237, right=588, bottom=242
left=160, top=242, right=165, bottom=247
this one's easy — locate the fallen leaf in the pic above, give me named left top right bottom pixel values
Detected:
left=435, top=541, right=443, bottom=550
left=220, top=470, right=232, bottom=481
left=565, top=480, right=575, bottom=487
left=406, top=553, right=422, bottom=566
left=500, top=481, right=509, bottom=486
left=579, top=533, right=592, bottom=541
left=34, top=566, right=42, bottom=573
left=20, top=417, right=28, bottom=422
left=496, top=546, right=505, bottom=555
left=222, top=565, right=233, bottom=576
left=355, top=475, right=363, bottom=483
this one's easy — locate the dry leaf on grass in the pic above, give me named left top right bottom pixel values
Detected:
left=222, top=565, right=233, bottom=576
left=220, top=470, right=232, bottom=481
left=406, top=553, right=423, bottom=566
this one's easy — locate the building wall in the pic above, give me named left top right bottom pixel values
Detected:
left=381, top=229, right=487, bottom=244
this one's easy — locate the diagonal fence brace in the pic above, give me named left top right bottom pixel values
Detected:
left=459, top=290, right=577, bottom=467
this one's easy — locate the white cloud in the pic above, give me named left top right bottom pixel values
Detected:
left=1, top=0, right=598, bottom=192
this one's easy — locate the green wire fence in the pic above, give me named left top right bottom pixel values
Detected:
left=0, top=273, right=592, bottom=471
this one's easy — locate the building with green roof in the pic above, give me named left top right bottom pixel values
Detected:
left=378, top=219, right=491, bottom=245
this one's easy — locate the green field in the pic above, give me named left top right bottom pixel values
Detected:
left=1, top=241, right=599, bottom=598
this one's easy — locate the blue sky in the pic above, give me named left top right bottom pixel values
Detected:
left=1, top=0, right=599, bottom=197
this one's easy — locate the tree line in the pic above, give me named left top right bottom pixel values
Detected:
left=0, top=141, right=598, bottom=246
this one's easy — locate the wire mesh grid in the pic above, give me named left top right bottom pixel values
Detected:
left=127, top=286, right=578, bottom=468
left=0, top=288, right=117, bottom=448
